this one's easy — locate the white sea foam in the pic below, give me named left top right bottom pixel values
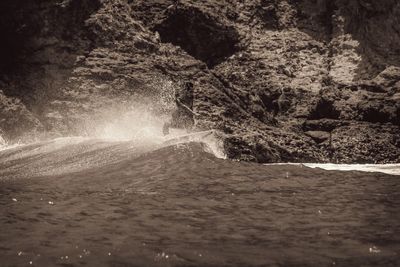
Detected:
left=303, top=163, right=400, bottom=176
left=0, top=135, right=26, bottom=152
left=265, top=163, right=400, bottom=176
left=162, top=130, right=226, bottom=159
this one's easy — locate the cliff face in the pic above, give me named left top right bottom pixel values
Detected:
left=0, top=0, right=399, bottom=163
left=0, top=0, right=101, bottom=140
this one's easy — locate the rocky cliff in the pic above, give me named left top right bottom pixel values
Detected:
left=0, top=0, right=399, bottom=163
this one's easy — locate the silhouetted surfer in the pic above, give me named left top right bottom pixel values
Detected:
left=163, top=82, right=199, bottom=135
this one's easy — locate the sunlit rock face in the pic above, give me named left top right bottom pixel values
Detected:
left=0, top=0, right=399, bottom=163
left=329, top=0, right=400, bottom=83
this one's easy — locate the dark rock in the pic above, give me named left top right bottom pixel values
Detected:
left=0, top=90, right=43, bottom=141
left=331, top=123, right=400, bottom=163
left=309, top=96, right=341, bottom=120
left=373, top=66, right=400, bottom=88
left=0, top=0, right=399, bottom=163
left=153, top=5, right=240, bottom=68
left=305, top=131, right=330, bottom=144
left=303, top=119, right=349, bottom=132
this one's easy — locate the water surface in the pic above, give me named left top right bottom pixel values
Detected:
left=0, top=137, right=399, bottom=267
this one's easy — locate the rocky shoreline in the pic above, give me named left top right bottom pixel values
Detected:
left=0, top=0, right=399, bottom=163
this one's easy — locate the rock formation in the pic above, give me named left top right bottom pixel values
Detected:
left=0, top=0, right=399, bottom=163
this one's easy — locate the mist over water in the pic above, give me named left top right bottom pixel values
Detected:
left=0, top=100, right=226, bottom=179
left=94, top=109, right=167, bottom=143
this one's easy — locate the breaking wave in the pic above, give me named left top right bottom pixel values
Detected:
left=0, top=106, right=399, bottom=267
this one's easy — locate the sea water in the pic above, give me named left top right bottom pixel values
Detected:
left=0, top=133, right=399, bottom=267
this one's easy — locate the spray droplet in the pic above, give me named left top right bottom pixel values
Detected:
left=369, top=246, right=381, bottom=253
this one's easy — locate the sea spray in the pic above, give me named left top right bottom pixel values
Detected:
left=78, top=96, right=227, bottom=159
left=92, top=105, right=168, bottom=145
left=0, top=134, right=6, bottom=148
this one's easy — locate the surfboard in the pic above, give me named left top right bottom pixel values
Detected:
left=162, top=130, right=216, bottom=146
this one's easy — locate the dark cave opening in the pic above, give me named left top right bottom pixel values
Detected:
left=309, top=97, right=341, bottom=120
left=154, top=7, right=240, bottom=68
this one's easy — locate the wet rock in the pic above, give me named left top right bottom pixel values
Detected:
left=0, top=90, right=43, bottom=141
left=303, top=119, right=349, bottom=132
left=305, top=131, right=330, bottom=144
left=331, top=123, right=400, bottom=163
left=373, top=66, right=400, bottom=88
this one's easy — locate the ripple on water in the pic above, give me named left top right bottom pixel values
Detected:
left=0, top=141, right=399, bottom=266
